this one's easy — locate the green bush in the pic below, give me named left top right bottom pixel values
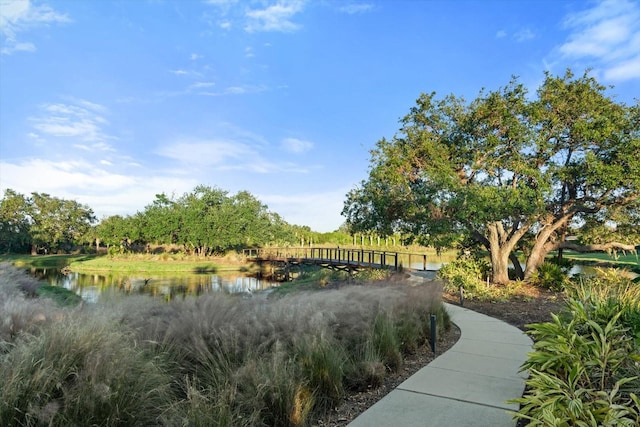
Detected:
left=511, top=271, right=640, bottom=426
left=438, top=256, right=524, bottom=301
left=530, top=261, right=571, bottom=291
left=438, top=256, right=490, bottom=294
left=568, top=269, right=640, bottom=344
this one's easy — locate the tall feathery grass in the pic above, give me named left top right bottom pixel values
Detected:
left=0, top=263, right=448, bottom=426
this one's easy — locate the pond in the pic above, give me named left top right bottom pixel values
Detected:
left=27, top=268, right=278, bottom=303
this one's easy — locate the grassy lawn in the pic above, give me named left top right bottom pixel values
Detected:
left=67, top=256, right=249, bottom=274
left=0, top=254, right=95, bottom=268
left=558, top=250, right=639, bottom=268
left=0, top=253, right=254, bottom=274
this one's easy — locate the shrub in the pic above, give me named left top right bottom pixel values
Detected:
left=438, top=256, right=522, bottom=301
left=438, top=256, right=489, bottom=293
left=567, top=268, right=640, bottom=343
left=530, top=261, right=570, bottom=291
left=511, top=271, right=640, bottom=426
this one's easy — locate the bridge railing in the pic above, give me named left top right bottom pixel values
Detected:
left=243, top=247, right=429, bottom=271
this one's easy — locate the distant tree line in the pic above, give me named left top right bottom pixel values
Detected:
left=0, top=186, right=356, bottom=256
left=93, top=186, right=302, bottom=256
left=0, top=189, right=96, bottom=254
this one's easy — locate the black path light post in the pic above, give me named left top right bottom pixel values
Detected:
left=430, top=314, right=437, bottom=353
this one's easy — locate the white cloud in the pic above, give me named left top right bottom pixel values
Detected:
left=604, top=54, right=640, bottom=80
left=558, top=0, right=640, bottom=81
left=495, top=30, right=507, bottom=38
left=260, top=189, right=348, bottom=232
left=204, top=0, right=238, bottom=6
left=245, top=0, right=305, bottom=33
left=189, top=53, right=202, bottom=60
left=30, top=100, right=114, bottom=147
left=513, top=28, right=535, bottom=42
left=1, top=40, right=34, bottom=54
left=281, top=137, right=313, bottom=153
left=197, top=84, right=268, bottom=96
left=0, top=158, right=198, bottom=219
left=338, top=3, right=373, bottom=15
left=189, top=81, right=216, bottom=89
left=0, top=0, right=70, bottom=54
left=156, top=139, right=281, bottom=173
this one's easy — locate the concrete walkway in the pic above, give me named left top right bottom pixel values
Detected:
left=348, top=302, right=532, bottom=427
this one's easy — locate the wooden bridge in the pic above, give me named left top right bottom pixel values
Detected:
left=243, top=247, right=430, bottom=281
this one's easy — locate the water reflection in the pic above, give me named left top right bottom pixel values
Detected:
left=28, top=268, right=277, bottom=303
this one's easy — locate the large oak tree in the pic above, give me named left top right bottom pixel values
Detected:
left=343, top=70, right=639, bottom=284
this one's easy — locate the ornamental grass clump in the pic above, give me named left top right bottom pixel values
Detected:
left=1, top=263, right=447, bottom=426
left=127, top=278, right=447, bottom=425
left=511, top=270, right=640, bottom=426
left=0, top=315, right=174, bottom=427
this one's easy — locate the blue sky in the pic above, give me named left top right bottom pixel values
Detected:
left=1, top=0, right=638, bottom=232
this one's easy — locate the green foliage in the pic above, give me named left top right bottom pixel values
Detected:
left=94, top=186, right=300, bottom=255
left=0, top=190, right=96, bottom=254
left=343, top=69, right=640, bottom=285
left=438, top=256, right=492, bottom=299
left=567, top=269, right=640, bottom=343
left=531, top=261, right=571, bottom=291
left=35, top=285, right=83, bottom=307
left=0, top=189, right=31, bottom=253
left=512, top=272, right=640, bottom=425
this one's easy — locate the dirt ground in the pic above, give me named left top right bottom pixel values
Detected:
left=315, top=281, right=565, bottom=426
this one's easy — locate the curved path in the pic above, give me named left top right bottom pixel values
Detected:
left=348, top=298, right=533, bottom=426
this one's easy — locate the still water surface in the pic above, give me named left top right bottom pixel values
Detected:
left=29, top=268, right=278, bottom=303
left=27, top=261, right=636, bottom=303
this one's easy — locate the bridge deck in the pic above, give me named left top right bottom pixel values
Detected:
left=244, top=247, right=430, bottom=280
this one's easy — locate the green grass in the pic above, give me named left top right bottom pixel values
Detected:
left=36, top=285, right=83, bottom=307
left=558, top=250, right=639, bottom=268
left=0, top=254, right=94, bottom=269
left=0, top=253, right=255, bottom=274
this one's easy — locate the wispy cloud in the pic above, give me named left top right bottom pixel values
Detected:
left=245, top=0, right=305, bottom=33
left=0, top=0, right=70, bottom=54
left=0, top=158, right=199, bottom=219
left=281, top=137, right=313, bottom=153
left=558, top=0, right=640, bottom=81
left=29, top=100, right=114, bottom=149
left=260, top=188, right=348, bottom=231
left=513, top=28, right=535, bottom=42
left=338, top=3, right=374, bottom=15
left=197, top=84, right=268, bottom=96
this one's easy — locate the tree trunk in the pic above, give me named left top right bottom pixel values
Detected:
left=524, top=215, right=572, bottom=280
left=31, top=243, right=37, bottom=255
left=509, top=252, right=524, bottom=280
left=483, top=221, right=531, bottom=285
left=524, top=242, right=549, bottom=281
left=490, top=245, right=511, bottom=284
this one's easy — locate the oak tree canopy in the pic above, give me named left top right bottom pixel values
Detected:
left=343, top=70, right=639, bottom=283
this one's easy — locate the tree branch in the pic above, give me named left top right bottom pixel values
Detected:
left=557, top=241, right=638, bottom=253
